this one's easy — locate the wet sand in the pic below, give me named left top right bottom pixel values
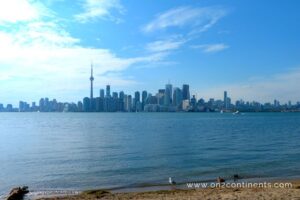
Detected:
left=36, top=180, right=300, bottom=200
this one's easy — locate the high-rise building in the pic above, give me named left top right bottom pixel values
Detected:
left=142, top=90, right=147, bottom=110
left=45, top=98, right=49, bottom=112
left=119, top=91, right=124, bottom=100
left=127, top=95, right=132, bottom=112
left=112, top=92, right=118, bottom=111
left=124, top=94, right=128, bottom=111
left=173, top=87, right=182, bottom=107
left=90, top=64, right=94, bottom=111
left=224, top=91, right=228, bottom=110
left=288, top=100, right=292, bottom=108
left=39, top=98, right=44, bottom=112
left=6, top=104, right=13, bottom=112
left=19, top=101, right=24, bottom=112
left=106, top=85, right=111, bottom=97
left=157, top=89, right=165, bottom=105
left=182, top=84, right=190, bottom=101
left=83, top=97, right=90, bottom=112
left=100, top=89, right=105, bottom=98
left=112, top=92, right=118, bottom=99
left=77, top=101, right=83, bottom=112
left=134, top=91, right=140, bottom=111
left=164, top=84, right=172, bottom=106
left=119, top=91, right=125, bottom=111
left=191, top=95, right=197, bottom=109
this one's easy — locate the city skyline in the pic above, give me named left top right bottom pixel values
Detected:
left=0, top=1, right=300, bottom=105
left=1, top=65, right=299, bottom=112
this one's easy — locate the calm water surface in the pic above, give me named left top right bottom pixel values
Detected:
left=0, top=112, right=300, bottom=197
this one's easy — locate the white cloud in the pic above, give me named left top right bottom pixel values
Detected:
left=0, top=1, right=166, bottom=105
left=0, top=25, right=165, bottom=97
left=75, top=0, right=124, bottom=23
left=146, top=38, right=186, bottom=52
left=142, top=6, right=227, bottom=33
left=191, top=43, right=229, bottom=53
left=0, top=0, right=50, bottom=24
left=199, top=68, right=300, bottom=103
left=142, top=6, right=229, bottom=56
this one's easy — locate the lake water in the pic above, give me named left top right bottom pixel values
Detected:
left=0, top=113, right=300, bottom=198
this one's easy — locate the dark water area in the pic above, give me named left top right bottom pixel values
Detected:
left=0, top=112, right=300, bottom=198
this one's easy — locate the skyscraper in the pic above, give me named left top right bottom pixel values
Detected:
left=173, top=87, right=182, bottom=108
left=157, top=89, right=165, bottom=105
left=164, top=84, right=172, bottom=106
left=127, top=95, right=132, bottom=112
left=90, top=63, right=94, bottom=111
left=39, top=98, right=43, bottom=111
left=106, top=85, right=111, bottom=97
left=119, top=91, right=125, bottom=111
left=83, top=97, right=90, bottom=112
left=224, top=91, right=228, bottom=110
left=182, top=84, right=190, bottom=101
left=100, top=89, right=105, bottom=98
left=142, top=90, right=147, bottom=110
left=134, top=91, right=140, bottom=111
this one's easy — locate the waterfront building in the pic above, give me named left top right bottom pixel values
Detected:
left=127, top=95, right=132, bottom=112
left=119, top=91, right=125, bottom=111
left=182, top=84, right=190, bottom=101
left=39, top=98, right=44, bottom=112
left=100, top=89, right=105, bottom=98
left=134, top=91, right=140, bottom=111
left=106, top=85, right=111, bottom=97
left=77, top=101, right=83, bottom=112
left=83, top=97, right=90, bottom=112
left=6, top=104, right=13, bottom=112
left=157, top=89, right=165, bottom=105
left=190, top=95, right=197, bottom=110
left=147, top=95, right=158, bottom=105
left=164, top=84, right=172, bottom=106
left=142, top=90, right=147, bottom=110
left=124, top=94, right=128, bottom=111
left=173, top=87, right=183, bottom=109
left=182, top=100, right=190, bottom=111
left=45, top=98, right=49, bottom=111
left=224, top=91, right=228, bottom=110
left=136, top=101, right=142, bottom=112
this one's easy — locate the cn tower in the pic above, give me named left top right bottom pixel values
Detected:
left=90, top=63, right=94, bottom=111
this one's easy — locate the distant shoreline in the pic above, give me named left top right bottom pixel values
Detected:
left=1, top=110, right=300, bottom=113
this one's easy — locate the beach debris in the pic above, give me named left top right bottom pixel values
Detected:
left=233, top=174, right=240, bottom=182
left=6, top=186, right=29, bottom=200
left=82, top=189, right=110, bottom=198
left=169, top=177, right=176, bottom=185
left=217, top=177, right=225, bottom=183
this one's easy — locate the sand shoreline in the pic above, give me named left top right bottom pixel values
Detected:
left=31, top=179, right=300, bottom=200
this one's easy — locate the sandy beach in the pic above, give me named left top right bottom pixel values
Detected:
left=35, top=180, right=300, bottom=200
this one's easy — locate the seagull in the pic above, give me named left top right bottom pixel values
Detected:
left=169, top=177, right=176, bottom=185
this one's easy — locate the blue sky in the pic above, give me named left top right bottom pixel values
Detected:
left=0, top=0, right=300, bottom=106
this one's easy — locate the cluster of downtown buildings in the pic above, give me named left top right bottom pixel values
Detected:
left=1, top=66, right=300, bottom=113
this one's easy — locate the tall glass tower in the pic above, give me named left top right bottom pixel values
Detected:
left=164, top=84, right=172, bottom=106
left=106, top=85, right=111, bottom=97
left=224, top=91, right=228, bottom=110
left=182, top=84, right=190, bottom=101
